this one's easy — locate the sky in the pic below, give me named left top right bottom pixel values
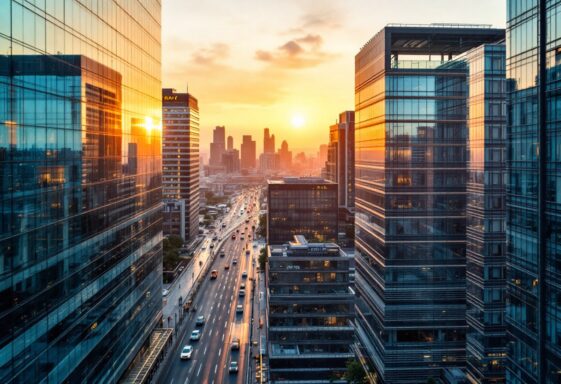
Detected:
left=162, top=0, right=506, bottom=157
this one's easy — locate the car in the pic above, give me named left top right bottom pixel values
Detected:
left=236, top=304, right=243, bottom=313
left=236, top=229, right=240, bottom=233
left=210, top=270, right=218, bottom=279
left=229, top=361, right=239, bottom=373
left=242, top=271, right=248, bottom=279
left=201, top=246, right=206, bottom=251
left=231, top=338, right=240, bottom=350
left=220, top=251, right=225, bottom=258
left=240, top=283, right=246, bottom=289
left=162, top=289, right=169, bottom=297
left=196, top=315, right=205, bottom=326
left=180, top=345, right=193, bottom=359
left=240, top=236, right=244, bottom=240
left=225, top=264, right=230, bottom=270
left=233, top=259, right=238, bottom=265
left=245, top=250, right=250, bottom=255
left=209, top=244, right=214, bottom=249
left=231, top=235, right=236, bottom=240
left=239, top=289, right=246, bottom=297
left=190, top=329, right=201, bottom=341
left=253, top=244, right=258, bottom=248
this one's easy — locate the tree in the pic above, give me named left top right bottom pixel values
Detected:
left=256, top=213, right=267, bottom=239
left=258, top=247, right=268, bottom=270
left=344, top=360, right=366, bottom=384
left=163, top=236, right=183, bottom=270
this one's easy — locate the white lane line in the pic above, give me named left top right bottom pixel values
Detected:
left=222, top=333, right=225, bottom=341
left=204, top=346, right=208, bottom=355
left=214, top=365, right=218, bottom=374
left=197, top=363, right=202, bottom=376
left=209, top=329, right=213, bottom=337
left=224, top=322, right=227, bottom=329
left=213, top=316, right=216, bottom=324
left=219, top=347, right=222, bottom=356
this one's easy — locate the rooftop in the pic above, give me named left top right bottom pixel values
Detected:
left=268, top=177, right=336, bottom=185
left=269, top=235, right=346, bottom=257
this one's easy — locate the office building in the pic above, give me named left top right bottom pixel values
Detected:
left=325, top=111, right=355, bottom=210
left=222, top=149, right=240, bottom=174
left=278, top=140, right=293, bottom=171
left=227, top=135, right=234, bottom=151
left=0, top=1, right=162, bottom=382
left=505, top=1, right=561, bottom=382
left=240, top=134, right=256, bottom=171
left=264, top=127, right=276, bottom=153
left=209, top=125, right=225, bottom=166
left=267, top=178, right=338, bottom=245
left=267, top=236, right=355, bottom=383
left=354, top=25, right=504, bottom=383
left=162, top=88, right=200, bottom=242
left=162, top=199, right=186, bottom=241
left=462, top=44, right=507, bottom=384
left=259, top=152, right=279, bottom=174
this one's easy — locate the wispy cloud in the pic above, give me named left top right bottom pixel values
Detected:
left=255, top=34, right=336, bottom=69
left=191, top=43, right=230, bottom=66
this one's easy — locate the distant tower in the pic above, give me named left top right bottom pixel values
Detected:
left=209, top=126, right=226, bottom=166
left=240, top=135, right=256, bottom=170
left=227, top=135, right=234, bottom=151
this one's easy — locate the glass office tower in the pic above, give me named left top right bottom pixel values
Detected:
left=463, top=44, right=507, bottom=384
left=354, top=25, right=504, bottom=383
left=0, top=2, right=162, bottom=383
left=506, top=1, right=561, bottom=382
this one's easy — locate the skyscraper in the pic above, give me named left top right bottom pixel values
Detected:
left=162, top=88, right=200, bottom=242
left=264, top=127, right=275, bottom=153
left=463, top=43, right=507, bottom=384
left=354, top=25, right=504, bottom=383
left=222, top=149, right=241, bottom=174
left=0, top=1, right=162, bottom=382
left=325, top=111, right=355, bottom=210
left=278, top=140, right=293, bottom=171
left=240, top=134, right=256, bottom=170
left=506, top=1, right=561, bottom=382
left=227, top=135, right=234, bottom=151
left=267, top=178, right=338, bottom=245
left=209, top=125, right=226, bottom=166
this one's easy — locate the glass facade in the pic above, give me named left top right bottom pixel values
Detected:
left=0, top=1, right=162, bottom=383
left=267, top=178, right=338, bottom=245
left=463, top=44, right=507, bottom=384
left=354, top=26, right=504, bottom=383
left=506, top=0, right=561, bottom=382
left=267, top=236, right=354, bottom=382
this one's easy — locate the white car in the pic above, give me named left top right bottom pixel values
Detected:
left=180, top=345, right=193, bottom=359
left=162, top=289, right=169, bottom=297
left=236, top=304, right=243, bottom=313
left=190, top=329, right=201, bottom=341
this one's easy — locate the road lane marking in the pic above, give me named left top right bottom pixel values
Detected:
left=204, top=346, right=208, bottom=355
left=197, top=363, right=202, bottom=376
left=222, top=334, right=225, bottom=341
left=214, top=365, right=218, bottom=374
left=219, top=347, right=222, bottom=356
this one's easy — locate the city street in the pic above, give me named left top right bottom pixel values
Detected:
left=159, top=188, right=263, bottom=384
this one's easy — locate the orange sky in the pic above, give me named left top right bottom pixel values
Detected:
left=162, top=0, right=506, bottom=157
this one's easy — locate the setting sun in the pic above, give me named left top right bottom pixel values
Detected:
left=291, top=115, right=305, bottom=129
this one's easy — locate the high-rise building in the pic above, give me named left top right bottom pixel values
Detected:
left=267, top=178, right=338, bottom=245
left=505, top=1, right=561, bottom=382
left=162, top=88, right=200, bottom=242
left=227, top=135, right=234, bottom=151
left=264, top=127, right=276, bottom=153
left=209, top=125, right=226, bottom=166
left=318, top=143, right=328, bottom=167
left=222, top=149, right=241, bottom=174
left=354, top=25, right=504, bottom=383
left=240, top=134, right=256, bottom=170
left=325, top=111, right=355, bottom=210
left=0, top=1, right=162, bottom=382
left=462, top=43, right=507, bottom=384
left=267, top=236, right=355, bottom=382
left=278, top=140, right=293, bottom=171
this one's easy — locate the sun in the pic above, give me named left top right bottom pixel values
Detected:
left=291, top=115, right=305, bottom=129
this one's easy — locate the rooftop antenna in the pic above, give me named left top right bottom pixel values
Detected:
left=186, top=82, right=189, bottom=94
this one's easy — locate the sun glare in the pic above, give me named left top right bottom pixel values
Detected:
left=291, top=115, right=305, bottom=129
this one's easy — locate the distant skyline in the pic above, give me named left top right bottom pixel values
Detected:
left=162, top=0, right=506, bottom=155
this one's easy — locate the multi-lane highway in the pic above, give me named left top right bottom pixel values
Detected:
left=160, top=187, right=262, bottom=384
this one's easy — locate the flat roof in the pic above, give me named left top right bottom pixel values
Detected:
left=268, top=177, right=336, bottom=185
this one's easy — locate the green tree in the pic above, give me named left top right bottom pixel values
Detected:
left=256, top=213, right=267, bottom=239
left=163, top=236, right=183, bottom=270
left=344, top=360, right=366, bottom=384
left=258, top=247, right=268, bottom=270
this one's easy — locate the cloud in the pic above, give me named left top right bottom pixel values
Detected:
left=191, top=43, right=230, bottom=66
left=254, top=34, right=335, bottom=69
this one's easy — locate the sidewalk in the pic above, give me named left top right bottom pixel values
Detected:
left=248, top=242, right=268, bottom=384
